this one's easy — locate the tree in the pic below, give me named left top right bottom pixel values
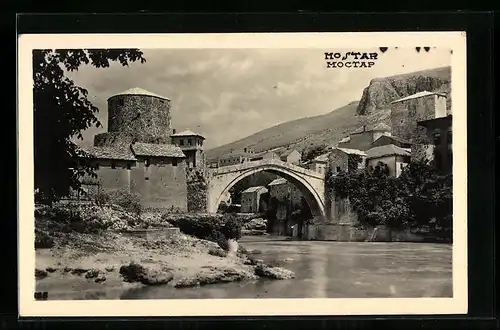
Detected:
left=33, top=49, right=146, bottom=204
left=302, top=144, right=328, bottom=163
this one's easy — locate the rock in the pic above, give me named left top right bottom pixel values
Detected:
left=119, top=262, right=173, bottom=286
left=94, top=274, right=107, bottom=283
left=208, top=248, right=227, bottom=258
left=71, top=268, right=90, bottom=276
left=85, top=269, right=100, bottom=279
left=174, top=267, right=257, bottom=288
left=35, top=269, right=48, bottom=279
left=254, top=264, right=295, bottom=280
left=45, top=267, right=57, bottom=273
left=105, top=266, right=115, bottom=272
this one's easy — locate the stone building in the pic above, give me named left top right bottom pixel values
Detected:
left=390, top=91, right=447, bottom=142
left=365, top=144, right=411, bottom=178
left=217, top=147, right=255, bottom=167
left=240, top=186, right=268, bottom=213
left=337, top=123, right=392, bottom=151
left=279, top=149, right=302, bottom=165
left=249, top=150, right=280, bottom=162
left=414, top=115, right=453, bottom=173
left=78, top=87, right=202, bottom=211
left=171, top=129, right=205, bottom=169
left=268, top=178, right=302, bottom=206
left=307, top=152, right=329, bottom=175
left=328, top=147, right=367, bottom=175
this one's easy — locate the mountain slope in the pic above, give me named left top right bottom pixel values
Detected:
left=206, top=66, right=452, bottom=161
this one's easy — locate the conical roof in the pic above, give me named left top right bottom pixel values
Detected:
left=108, top=87, right=170, bottom=100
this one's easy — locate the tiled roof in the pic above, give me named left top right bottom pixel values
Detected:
left=108, top=87, right=170, bottom=100
left=78, top=145, right=137, bottom=161
left=391, top=91, right=447, bottom=103
left=242, top=186, right=268, bottom=194
left=280, top=149, right=299, bottom=157
left=372, top=135, right=412, bottom=146
left=313, top=152, right=330, bottom=162
left=335, top=147, right=367, bottom=156
left=171, top=129, right=205, bottom=139
left=353, top=123, right=392, bottom=134
left=131, top=143, right=186, bottom=158
left=269, top=178, right=288, bottom=186
left=366, top=144, right=411, bottom=159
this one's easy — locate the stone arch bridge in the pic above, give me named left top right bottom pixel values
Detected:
left=207, top=159, right=326, bottom=220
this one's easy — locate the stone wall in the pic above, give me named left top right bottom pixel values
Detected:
left=303, top=224, right=425, bottom=242
left=129, top=157, right=188, bottom=211
left=106, top=94, right=172, bottom=145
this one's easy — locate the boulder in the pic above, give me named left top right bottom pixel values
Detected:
left=254, top=264, right=295, bottom=280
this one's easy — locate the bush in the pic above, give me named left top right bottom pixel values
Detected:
left=107, top=190, right=142, bottom=215
left=220, top=213, right=243, bottom=240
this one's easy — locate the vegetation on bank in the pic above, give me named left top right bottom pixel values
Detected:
left=327, top=160, right=453, bottom=241
left=35, top=190, right=295, bottom=296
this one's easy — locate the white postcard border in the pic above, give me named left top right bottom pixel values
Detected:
left=18, top=32, right=467, bottom=317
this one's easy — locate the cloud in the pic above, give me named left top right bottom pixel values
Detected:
left=66, top=47, right=450, bottom=149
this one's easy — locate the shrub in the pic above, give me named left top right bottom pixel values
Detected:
left=107, top=190, right=142, bottom=215
left=220, top=213, right=243, bottom=240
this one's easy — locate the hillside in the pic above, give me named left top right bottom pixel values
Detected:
left=206, top=66, right=452, bottom=161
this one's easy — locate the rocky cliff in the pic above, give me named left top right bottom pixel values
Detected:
left=356, top=66, right=452, bottom=115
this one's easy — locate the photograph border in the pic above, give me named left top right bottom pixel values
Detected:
left=18, top=31, right=468, bottom=317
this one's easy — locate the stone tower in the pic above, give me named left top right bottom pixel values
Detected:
left=94, top=87, right=172, bottom=147
left=390, top=91, right=447, bottom=143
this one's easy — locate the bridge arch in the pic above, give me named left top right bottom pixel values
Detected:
left=207, top=159, right=326, bottom=220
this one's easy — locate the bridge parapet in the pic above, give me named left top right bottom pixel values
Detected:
left=208, top=159, right=324, bottom=180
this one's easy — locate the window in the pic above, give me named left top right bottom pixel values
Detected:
left=127, top=163, right=131, bottom=170
left=95, top=163, right=100, bottom=170
left=433, top=130, right=441, bottom=145
left=172, top=158, right=178, bottom=166
left=145, top=159, right=150, bottom=167
left=111, top=163, right=116, bottom=169
left=336, top=166, right=341, bottom=173
left=400, top=163, right=404, bottom=169
left=200, top=140, right=204, bottom=146
left=188, top=139, right=192, bottom=145
left=180, top=139, right=184, bottom=146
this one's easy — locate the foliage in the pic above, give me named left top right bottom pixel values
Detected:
left=302, top=144, right=328, bottom=163
left=106, top=189, right=142, bottom=215
left=187, top=169, right=208, bottom=212
left=347, top=154, right=364, bottom=173
left=33, top=49, right=146, bottom=205
left=327, top=159, right=453, bottom=239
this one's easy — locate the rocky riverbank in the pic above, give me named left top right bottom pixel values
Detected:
left=35, top=203, right=293, bottom=300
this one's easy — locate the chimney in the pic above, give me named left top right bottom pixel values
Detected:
left=172, top=128, right=176, bottom=134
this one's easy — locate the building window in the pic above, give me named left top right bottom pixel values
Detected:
left=172, top=158, right=178, bottom=166
left=111, top=163, right=116, bottom=169
left=188, top=138, right=192, bottom=145
left=180, top=139, right=184, bottom=146
left=95, top=163, right=100, bottom=170
left=433, top=130, right=441, bottom=145
left=336, top=166, right=341, bottom=173
left=127, top=163, right=131, bottom=170
left=145, top=159, right=150, bottom=167
left=200, top=140, right=203, bottom=146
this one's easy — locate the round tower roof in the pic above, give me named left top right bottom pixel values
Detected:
left=108, top=87, right=170, bottom=101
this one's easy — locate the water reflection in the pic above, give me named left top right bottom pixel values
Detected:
left=118, top=237, right=452, bottom=299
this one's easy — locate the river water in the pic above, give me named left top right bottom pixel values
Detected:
left=120, top=236, right=453, bottom=299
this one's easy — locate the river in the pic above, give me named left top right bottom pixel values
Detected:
left=120, top=236, right=453, bottom=299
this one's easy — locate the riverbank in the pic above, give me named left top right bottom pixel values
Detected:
left=35, top=204, right=293, bottom=300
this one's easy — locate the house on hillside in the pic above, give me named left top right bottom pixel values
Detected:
left=217, top=147, right=256, bottom=167
left=365, top=144, right=411, bottom=178
left=337, top=123, right=392, bottom=151
left=249, top=150, right=280, bottom=162
left=371, top=135, right=412, bottom=149
left=329, top=147, right=367, bottom=175
left=279, top=149, right=302, bottom=165
left=241, top=186, right=268, bottom=213
left=307, top=152, right=329, bottom=175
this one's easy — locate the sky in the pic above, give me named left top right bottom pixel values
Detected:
left=66, top=47, right=451, bottom=150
